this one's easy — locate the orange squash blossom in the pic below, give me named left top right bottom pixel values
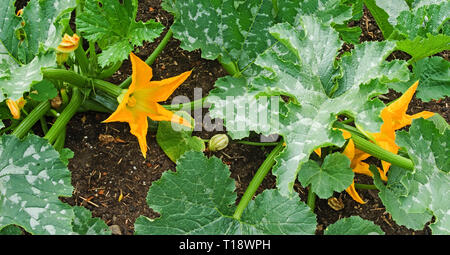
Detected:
left=103, top=53, right=192, bottom=158
left=342, top=81, right=434, bottom=203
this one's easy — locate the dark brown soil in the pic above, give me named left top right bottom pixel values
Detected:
left=14, top=0, right=448, bottom=235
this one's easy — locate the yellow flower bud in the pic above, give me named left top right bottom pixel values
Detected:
left=6, top=99, right=21, bottom=119
left=56, top=33, right=80, bottom=53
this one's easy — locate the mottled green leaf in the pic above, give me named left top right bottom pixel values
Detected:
left=77, top=0, right=164, bottom=67
left=156, top=111, right=205, bottom=163
left=324, top=216, right=384, bottom=235
left=210, top=17, right=408, bottom=195
left=0, top=51, right=55, bottom=102
left=134, top=151, right=317, bottom=234
left=389, top=57, right=450, bottom=102
left=71, top=206, right=111, bottom=235
left=165, top=0, right=277, bottom=72
left=0, top=0, right=75, bottom=65
left=0, top=134, right=74, bottom=235
left=298, top=153, right=354, bottom=199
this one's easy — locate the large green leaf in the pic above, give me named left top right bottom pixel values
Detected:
left=76, top=0, right=164, bottom=67
left=20, top=0, right=76, bottom=64
left=324, top=216, right=384, bottom=235
left=209, top=17, right=410, bottom=195
left=0, top=135, right=74, bottom=235
left=0, top=0, right=75, bottom=102
left=0, top=51, right=55, bottom=102
left=166, top=0, right=360, bottom=73
left=297, top=153, right=354, bottom=199
left=373, top=119, right=450, bottom=234
left=395, top=34, right=450, bottom=63
left=165, top=0, right=278, bottom=73
left=156, top=111, right=205, bottom=163
left=389, top=56, right=450, bottom=102
left=0, top=0, right=76, bottom=65
left=134, top=151, right=317, bottom=234
left=258, top=21, right=407, bottom=195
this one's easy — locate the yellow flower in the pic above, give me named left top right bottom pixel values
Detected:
left=103, top=53, right=192, bottom=158
left=372, top=80, right=434, bottom=180
left=342, top=81, right=434, bottom=203
left=56, top=33, right=80, bottom=53
left=16, top=9, right=23, bottom=16
left=6, top=97, right=26, bottom=119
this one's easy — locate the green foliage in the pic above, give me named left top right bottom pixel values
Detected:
left=29, top=80, right=58, bottom=102
left=372, top=119, right=450, bottom=234
left=389, top=57, right=450, bottom=102
left=0, top=134, right=110, bottom=235
left=298, top=153, right=354, bottom=199
left=72, top=206, right=111, bottom=235
left=0, top=134, right=74, bottom=234
left=76, top=0, right=164, bottom=67
left=210, top=17, right=408, bottom=196
left=0, top=0, right=76, bottom=102
left=134, top=151, right=317, bottom=234
left=324, top=216, right=384, bottom=235
left=156, top=111, right=205, bottom=163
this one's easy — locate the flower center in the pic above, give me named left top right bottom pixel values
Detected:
left=127, top=95, right=137, bottom=108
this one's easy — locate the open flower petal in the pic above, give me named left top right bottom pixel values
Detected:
left=104, top=53, right=192, bottom=158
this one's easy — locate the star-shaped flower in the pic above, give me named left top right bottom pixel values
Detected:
left=103, top=53, right=192, bottom=158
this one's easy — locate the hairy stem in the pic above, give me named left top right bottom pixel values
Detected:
left=11, top=101, right=51, bottom=139
left=44, top=88, right=82, bottom=144
left=233, top=141, right=284, bottom=220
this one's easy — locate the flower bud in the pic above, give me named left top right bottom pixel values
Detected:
left=208, top=134, right=229, bottom=152
left=6, top=98, right=24, bottom=120
left=56, top=33, right=80, bottom=53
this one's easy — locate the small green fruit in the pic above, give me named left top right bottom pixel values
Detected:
left=208, top=134, right=229, bottom=152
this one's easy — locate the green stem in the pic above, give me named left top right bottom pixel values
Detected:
left=233, top=142, right=284, bottom=220
left=40, top=117, right=48, bottom=135
left=44, top=88, right=82, bottom=144
left=119, top=29, right=174, bottom=89
left=11, top=101, right=51, bottom=139
left=351, top=133, right=414, bottom=171
left=236, top=141, right=280, bottom=146
left=53, top=127, right=66, bottom=152
left=92, top=79, right=123, bottom=98
left=354, top=183, right=377, bottom=190
left=43, top=68, right=209, bottom=112
left=162, top=97, right=205, bottom=111
left=334, top=122, right=414, bottom=171
left=306, top=185, right=316, bottom=211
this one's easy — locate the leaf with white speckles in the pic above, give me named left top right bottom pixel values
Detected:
left=76, top=0, right=164, bottom=68
left=134, top=151, right=317, bottom=234
left=0, top=134, right=74, bottom=235
left=0, top=0, right=76, bottom=102
left=373, top=119, right=450, bottom=234
left=211, top=17, right=409, bottom=196
left=71, top=206, right=111, bottom=235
